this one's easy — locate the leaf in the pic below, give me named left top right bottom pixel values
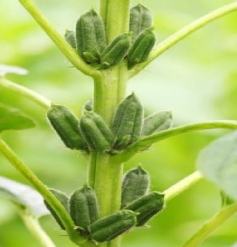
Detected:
left=0, top=105, right=35, bottom=132
left=197, top=131, right=237, bottom=200
left=0, top=176, right=49, bottom=218
left=0, top=64, right=28, bottom=77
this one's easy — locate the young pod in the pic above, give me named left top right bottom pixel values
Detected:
left=80, top=111, right=115, bottom=151
left=70, top=186, right=99, bottom=229
left=125, top=192, right=164, bottom=226
left=47, top=105, right=87, bottom=150
left=112, top=93, right=144, bottom=148
left=44, top=189, right=69, bottom=230
left=121, top=166, right=150, bottom=208
left=130, top=4, right=153, bottom=42
left=128, top=28, right=156, bottom=69
left=100, top=33, right=131, bottom=69
left=142, top=111, right=173, bottom=136
left=76, top=9, right=107, bottom=64
left=83, top=100, right=93, bottom=112
left=64, top=30, right=76, bottom=49
left=89, top=210, right=137, bottom=242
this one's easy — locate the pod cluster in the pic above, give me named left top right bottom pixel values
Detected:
left=47, top=93, right=173, bottom=153
left=65, top=4, right=156, bottom=70
left=45, top=165, right=164, bottom=243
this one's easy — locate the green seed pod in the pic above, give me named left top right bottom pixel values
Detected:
left=70, top=186, right=99, bottom=228
left=44, top=189, right=69, bottom=230
left=142, top=111, right=172, bottom=136
left=80, top=112, right=115, bottom=151
left=130, top=4, right=153, bottom=42
left=47, top=105, right=87, bottom=150
left=64, top=30, right=76, bottom=49
left=76, top=9, right=107, bottom=63
left=112, top=93, right=144, bottom=148
left=121, top=166, right=150, bottom=208
left=128, top=28, right=156, bottom=69
left=100, top=33, right=131, bottom=69
left=89, top=210, right=137, bottom=242
left=125, top=192, right=164, bottom=226
left=83, top=100, right=93, bottom=112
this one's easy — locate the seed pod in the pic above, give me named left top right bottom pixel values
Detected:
left=128, top=28, right=156, bottom=69
left=112, top=93, right=143, bottom=148
left=76, top=9, right=107, bottom=63
left=80, top=111, right=115, bottom=151
left=142, top=111, right=172, bottom=136
left=64, top=30, right=76, bottom=49
left=83, top=100, right=93, bottom=112
left=125, top=192, right=164, bottom=226
left=44, top=189, right=69, bottom=230
left=130, top=4, right=153, bottom=42
left=89, top=210, right=137, bottom=242
left=121, top=166, right=150, bottom=208
left=100, top=33, right=131, bottom=69
left=70, top=186, right=99, bottom=228
left=47, top=105, right=87, bottom=150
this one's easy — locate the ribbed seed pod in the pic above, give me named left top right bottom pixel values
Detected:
left=64, top=30, right=76, bottom=49
left=142, top=111, right=172, bottom=136
left=76, top=9, right=107, bottom=64
left=125, top=192, right=164, bottom=226
left=47, top=105, right=87, bottom=150
left=100, top=33, right=131, bottom=69
left=130, top=4, right=153, bottom=42
left=80, top=112, right=115, bottom=151
left=112, top=93, right=144, bottom=148
left=121, top=166, right=150, bottom=208
left=70, top=186, right=99, bottom=229
left=44, top=189, right=69, bottom=230
left=89, top=210, right=137, bottom=242
left=128, top=28, right=156, bottom=69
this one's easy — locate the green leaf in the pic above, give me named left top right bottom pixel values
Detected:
left=0, top=176, right=49, bottom=218
left=197, top=131, right=237, bottom=200
left=0, top=105, right=35, bottom=132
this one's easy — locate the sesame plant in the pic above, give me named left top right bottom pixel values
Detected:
left=0, top=1, right=237, bottom=247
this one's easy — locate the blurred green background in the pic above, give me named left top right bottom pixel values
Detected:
left=0, top=0, right=237, bottom=246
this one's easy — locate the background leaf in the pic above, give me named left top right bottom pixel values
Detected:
left=0, top=105, right=35, bottom=132
left=197, top=131, right=237, bottom=200
left=0, top=176, right=49, bottom=218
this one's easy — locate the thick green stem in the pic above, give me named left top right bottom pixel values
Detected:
left=0, top=77, right=51, bottom=110
left=19, top=208, right=56, bottom=247
left=0, top=138, right=94, bottom=247
left=183, top=203, right=237, bottom=247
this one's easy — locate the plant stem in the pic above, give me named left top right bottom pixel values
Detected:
left=0, top=77, right=51, bottom=110
left=119, top=120, right=237, bottom=162
left=164, top=171, right=203, bottom=202
left=19, top=0, right=100, bottom=79
left=183, top=202, right=237, bottom=247
left=0, top=138, right=94, bottom=247
left=130, top=2, right=237, bottom=77
left=19, top=208, right=56, bottom=247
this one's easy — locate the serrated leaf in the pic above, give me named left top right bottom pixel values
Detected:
left=0, top=106, right=35, bottom=132
left=197, top=131, right=237, bottom=200
left=0, top=176, right=49, bottom=218
left=0, top=64, right=28, bottom=77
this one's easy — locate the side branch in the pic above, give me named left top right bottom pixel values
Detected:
left=19, top=0, right=101, bottom=79
left=119, top=121, right=237, bottom=162
left=183, top=203, right=237, bottom=247
left=0, top=77, right=51, bottom=110
left=130, top=2, right=237, bottom=77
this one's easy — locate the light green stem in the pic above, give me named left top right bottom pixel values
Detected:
left=19, top=208, right=56, bottom=247
left=119, top=121, right=237, bottom=162
left=164, top=171, right=203, bottom=202
left=0, top=77, right=51, bottom=110
left=130, top=2, right=237, bottom=77
left=19, top=0, right=100, bottom=79
left=0, top=138, right=94, bottom=247
left=183, top=203, right=237, bottom=247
